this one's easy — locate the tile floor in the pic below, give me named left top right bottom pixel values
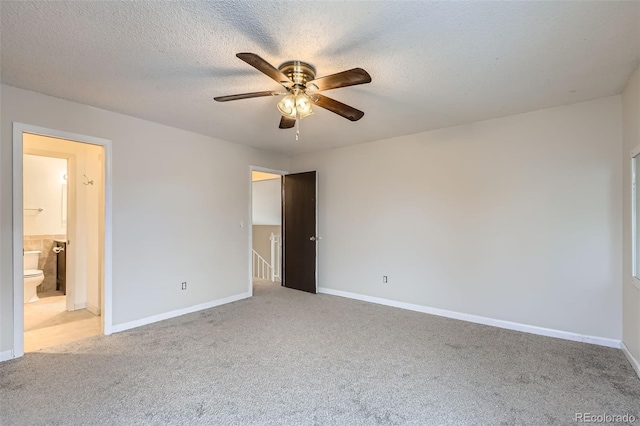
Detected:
left=24, top=292, right=101, bottom=352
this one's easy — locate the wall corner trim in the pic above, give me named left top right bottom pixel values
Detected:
left=110, top=292, right=251, bottom=334
left=318, top=287, right=621, bottom=349
left=1, top=350, right=15, bottom=362
left=86, top=303, right=101, bottom=316
left=622, top=342, right=640, bottom=379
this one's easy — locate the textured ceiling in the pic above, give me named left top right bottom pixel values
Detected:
left=1, top=1, right=639, bottom=155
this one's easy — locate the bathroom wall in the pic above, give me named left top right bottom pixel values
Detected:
left=23, top=154, right=68, bottom=293
left=23, top=154, right=67, bottom=236
left=84, top=146, right=104, bottom=315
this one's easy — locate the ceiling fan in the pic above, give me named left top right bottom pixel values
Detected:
left=214, top=53, right=372, bottom=139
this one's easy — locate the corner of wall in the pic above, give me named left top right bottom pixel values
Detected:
left=622, top=342, right=640, bottom=379
left=622, top=65, right=640, bottom=368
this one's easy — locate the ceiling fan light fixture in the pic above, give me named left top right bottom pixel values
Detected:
left=295, top=94, right=313, bottom=115
left=215, top=53, right=371, bottom=134
left=277, top=93, right=314, bottom=119
left=277, top=94, right=296, bottom=117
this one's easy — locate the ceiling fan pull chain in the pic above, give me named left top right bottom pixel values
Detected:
left=295, top=113, right=300, bottom=141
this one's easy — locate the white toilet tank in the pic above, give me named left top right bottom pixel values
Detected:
left=24, top=250, right=41, bottom=270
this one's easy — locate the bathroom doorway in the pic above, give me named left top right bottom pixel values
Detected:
left=12, top=124, right=113, bottom=358
left=250, top=168, right=284, bottom=294
left=22, top=135, right=103, bottom=352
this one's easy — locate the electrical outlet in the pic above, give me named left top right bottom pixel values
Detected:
left=383, top=276, right=388, bottom=283
left=181, top=282, right=187, bottom=290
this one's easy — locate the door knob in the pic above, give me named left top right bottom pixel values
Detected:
left=53, top=246, right=64, bottom=253
left=309, top=236, right=316, bottom=241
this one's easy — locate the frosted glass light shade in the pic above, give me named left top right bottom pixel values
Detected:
left=277, top=94, right=296, bottom=117
left=296, top=94, right=312, bottom=115
left=277, top=94, right=314, bottom=119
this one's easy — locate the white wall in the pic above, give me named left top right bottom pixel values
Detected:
left=252, top=179, right=281, bottom=225
left=23, top=154, right=67, bottom=236
left=622, top=66, right=640, bottom=366
left=252, top=225, right=281, bottom=263
left=0, top=85, right=289, bottom=354
left=291, top=96, right=623, bottom=341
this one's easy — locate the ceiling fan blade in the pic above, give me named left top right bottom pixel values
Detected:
left=279, top=116, right=296, bottom=129
left=236, top=53, right=293, bottom=88
left=306, top=68, right=371, bottom=92
left=214, top=90, right=281, bottom=102
left=310, top=93, right=364, bottom=121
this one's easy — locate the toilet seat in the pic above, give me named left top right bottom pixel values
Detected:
left=24, top=269, right=43, bottom=278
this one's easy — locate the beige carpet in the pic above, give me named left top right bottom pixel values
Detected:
left=1, top=280, right=638, bottom=425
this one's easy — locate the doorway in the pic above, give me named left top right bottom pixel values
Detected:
left=250, top=169, right=284, bottom=292
left=249, top=167, right=318, bottom=295
left=12, top=123, right=113, bottom=358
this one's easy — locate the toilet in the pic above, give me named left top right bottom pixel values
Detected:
left=24, top=250, right=44, bottom=303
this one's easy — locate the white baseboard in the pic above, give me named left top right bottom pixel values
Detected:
left=0, top=350, right=14, bottom=362
left=111, top=292, right=251, bottom=334
left=622, top=342, right=640, bottom=379
left=318, top=287, right=621, bottom=349
left=73, top=303, right=86, bottom=311
left=86, top=303, right=101, bottom=316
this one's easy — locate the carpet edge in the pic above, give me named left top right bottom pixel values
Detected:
left=111, top=292, right=251, bottom=333
left=318, top=287, right=621, bottom=349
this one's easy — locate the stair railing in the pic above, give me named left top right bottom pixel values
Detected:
left=270, top=233, right=282, bottom=282
left=252, top=249, right=272, bottom=280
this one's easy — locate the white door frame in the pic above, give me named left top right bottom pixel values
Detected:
left=12, top=123, right=113, bottom=358
left=248, top=166, right=288, bottom=297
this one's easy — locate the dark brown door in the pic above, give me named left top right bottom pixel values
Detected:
left=282, top=171, right=317, bottom=293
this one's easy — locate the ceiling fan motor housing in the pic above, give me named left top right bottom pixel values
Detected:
left=278, top=61, right=316, bottom=88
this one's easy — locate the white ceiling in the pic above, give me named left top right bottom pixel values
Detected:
left=1, top=1, right=639, bottom=155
